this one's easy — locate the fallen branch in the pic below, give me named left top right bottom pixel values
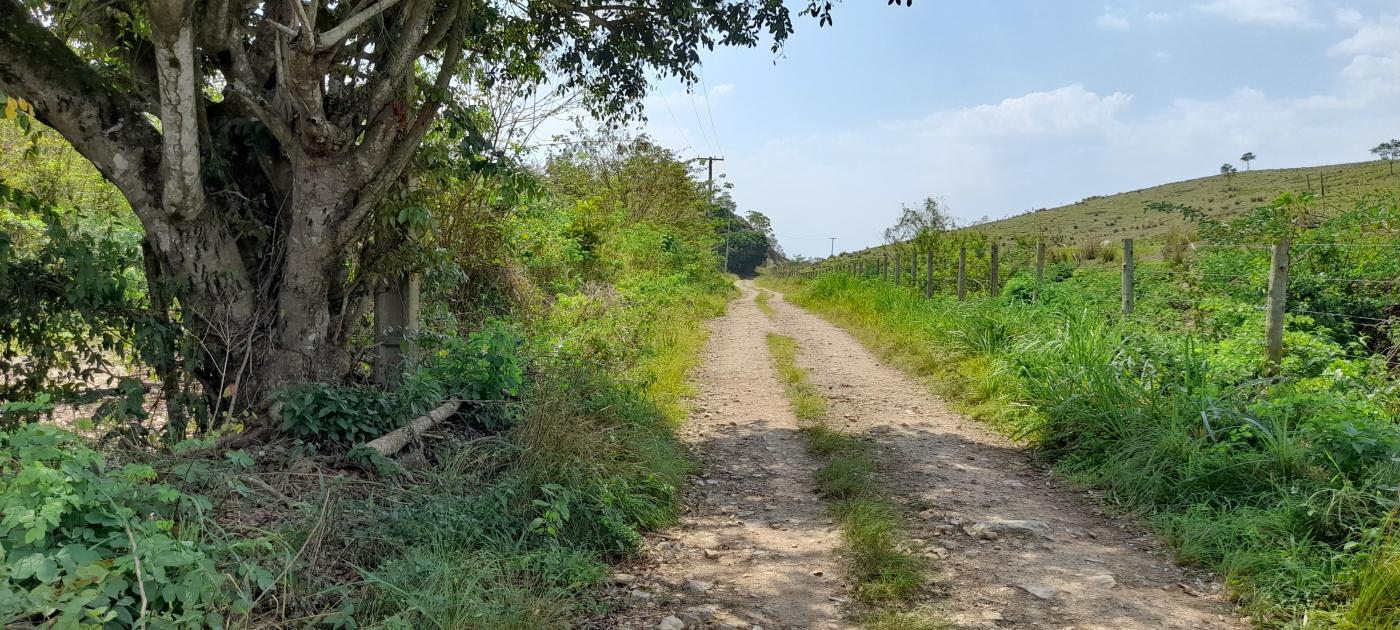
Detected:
left=362, top=399, right=461, bottom=456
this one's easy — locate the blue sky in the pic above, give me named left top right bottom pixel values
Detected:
left=629, top=0, right=1400, bottom=258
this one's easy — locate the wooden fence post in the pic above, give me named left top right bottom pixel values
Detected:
left=1265, top=238, right=1292, bottom=374
left=988, top=241, right=1000, bottom=297
left=894, top=252, right=902, bottom=286
left=1034, top=241, right=1046, bottom=303
left=924, top=249, right=934, bottom=298
left=910, top=250, right=918, bottom=288
left=957, top=243, right=967, bottom=301
left=1121, top=238, right=1135, bottom=315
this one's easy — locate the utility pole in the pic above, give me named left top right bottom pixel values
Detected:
left=696, top=156, right=725, bottom=192
left=695, top=156, right=726, bottom=271
left=829, top=237, right=836, bottom=257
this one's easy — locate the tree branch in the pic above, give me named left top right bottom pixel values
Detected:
left=341, top=22, right=464, bottom=248
left=365, top=0, right=434, bottom=116
left=317, top=0, right=403, bottom=51
left=150, top=0, right=207, bottom=221
left=288, top=0, right=316, bottom=48
left=0, top=0, right=163, bottom=216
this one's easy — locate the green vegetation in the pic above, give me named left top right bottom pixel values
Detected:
left=766, top=194, right=1400, bottom=627
left=973, top=160, right=1398, bottom=243
left=0, top=0, right=832, bottom=413
left=756, top=289, right=776, bottom=318
left=765, top=332, right=938, bottom=625
left=0, top=424, right=226, bottom=626
left=766, top=333, right=828, bottom=421
left=0, top=111, right=751, bottom=625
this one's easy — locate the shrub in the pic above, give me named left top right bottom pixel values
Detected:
left=278, top=320, right=527, bottom=445
left=416, top=318, right=525, bottom=404
left=278, top=383, right=405, bottom=445
left=0, top=424, right=229, bottom=627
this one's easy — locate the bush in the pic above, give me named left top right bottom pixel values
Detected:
left=278, top=320, right=527, bottom=445
left=0, top=424, right=229, bottom=627
left=278, top=383, right=406, bottom=445
left=416, top=319, right=525, bottom=404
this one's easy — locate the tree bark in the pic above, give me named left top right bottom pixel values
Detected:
left=363, top=400, right=462, bottom=457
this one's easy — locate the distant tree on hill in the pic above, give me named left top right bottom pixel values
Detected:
left=884, top=197, right=953, bottom=244
left=1220, top=163, right=1238, bottom=188
left=1241, top=152, right=1256, bottom=171
left=1372, top=140, right=1400, bottom=175
left=745, top=210, right=787, bottom=262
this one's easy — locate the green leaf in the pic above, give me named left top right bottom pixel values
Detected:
left=10, top=552, right=58, bottom=582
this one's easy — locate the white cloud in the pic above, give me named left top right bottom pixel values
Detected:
left=1329, top=16, right=1400, bottom=56
left=903, top=85, right=1132, bottom=140
left=638, top=3, right=1400, bottom=258
left=1335, top=8, right=1364, bottom=26
left=1146, top=11, right=1173, bottom=21
left=708, top=83, right=736, bottom=98
left=1195, top=0, right=1313, bottom=26
left=1097, top=13, right=1131, bottom=29
left=1329, top=15, right=1400, bottom=99
left=718, top=67, right=1400, bottom=256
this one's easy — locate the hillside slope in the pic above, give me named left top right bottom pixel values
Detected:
left=974, top=159, right=1399, bottom=243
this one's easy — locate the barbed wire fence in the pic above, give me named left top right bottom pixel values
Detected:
left=770, top=237, right=1399, bottom=372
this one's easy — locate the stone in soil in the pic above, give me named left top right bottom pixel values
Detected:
left=1019, top=583, right=1058, bottom=600
left=965, top=519, right=1051, bottom=538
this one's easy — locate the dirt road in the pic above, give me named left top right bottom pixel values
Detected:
left=601, top=282, right=1241, bottom=629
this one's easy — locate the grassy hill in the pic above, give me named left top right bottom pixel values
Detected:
left=972, top=159, right=1399, bottom=243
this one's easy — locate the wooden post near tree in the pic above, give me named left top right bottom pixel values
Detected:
left=910, top=250, right=918, bottom=288
left=957, top=243, right=967, bottom=301
left=1034, top=241, right=1047, bottom=303
left=894, top=252, right=902, bottom=286
left=988, top=241, right=1001, bottom=296
left=1121, top=238, right=1135, bottom=315
left=1265, top=238, right=1292, bottom=374
left=374, top=273, right=421, bottom=387
left=882, top=255, right=889, bottom=282
left=924, top=249, right=935, bottom=298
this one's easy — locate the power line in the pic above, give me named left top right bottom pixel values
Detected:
left=687, top=88, right=715, bottom=153
left=660, top=90, right=694, bottom=153
left=695, top=155, right=726, bottom=269
left=699, top=68, right=723, bottom=155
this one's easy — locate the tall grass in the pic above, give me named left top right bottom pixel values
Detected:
left=1340, top=520, right=1400, bottom=629
left=341, top=282, right=728, bottom=627
left=767, top=270, right=1400, bottom=626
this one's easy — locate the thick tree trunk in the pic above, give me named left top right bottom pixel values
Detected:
left=135, top=158, right=372, bottom=422
left=265, top=159, right=366, bottom=393
left=0, top=0, right=456, bottom=432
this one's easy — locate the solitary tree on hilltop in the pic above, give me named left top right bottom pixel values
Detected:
left=1373, top=140, right=1400, bottom=175
left=1241, top=152, right=1256, bottom=171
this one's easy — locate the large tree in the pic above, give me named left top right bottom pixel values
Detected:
left=0, top=0, right=841, bottom=419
